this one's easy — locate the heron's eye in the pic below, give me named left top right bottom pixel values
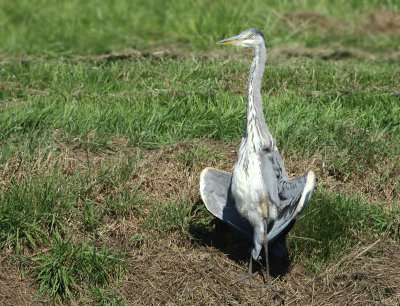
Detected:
left=248, top=34, right=253, bottom=38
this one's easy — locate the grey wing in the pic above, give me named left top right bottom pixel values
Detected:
left=261, top=151, right=316, bottom=251
left=200, top=167, right=253, bottom=239
left=271, top=170, right=315, bottom=231
left=200, top=167, right=313, bottom=245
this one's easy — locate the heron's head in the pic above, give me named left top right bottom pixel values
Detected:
left=216, top=29, right=265, bottom=48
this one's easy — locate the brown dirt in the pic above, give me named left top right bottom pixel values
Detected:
left=1, top=44, right=400, bottom=69
left=119, top=237, right=400, bottom=305
left=282, top=9, right=400, bottom=37
left=62, top=45, right=400, bottom=63
left=0, top=253, right=42, bottom=305
left=282, top=11, right=338, bottom=31
left=365, top=9, right=400, bottom=35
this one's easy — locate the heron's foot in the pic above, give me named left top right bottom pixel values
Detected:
left=230, top=271, right=258, bottom=287
left=259, top=283, right=284, bottom=298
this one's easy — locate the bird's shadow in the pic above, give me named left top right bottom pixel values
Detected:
left=189, top=199, right=291, bottom=278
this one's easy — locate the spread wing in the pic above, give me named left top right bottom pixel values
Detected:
left=261, top=150, right=316, bottom=241
left=199, top=163, right=315, bottom=257
left=199, top=167, right=253, bottom=239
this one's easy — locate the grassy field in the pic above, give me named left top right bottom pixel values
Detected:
left=0, top=0, right=399, bottom=304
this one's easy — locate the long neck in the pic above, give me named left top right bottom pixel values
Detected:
left=247, top=44, right=266, bottom=116
left=245, top=42, right=271, bottom=149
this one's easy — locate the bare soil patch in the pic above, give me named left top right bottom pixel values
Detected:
left=282, top=9, right=400, bottom=37
left=366, top=9, right=400, bottom=35
left=119, top=236, right=400, bottom=305
left=282, top=11, right=338, bottom=32
left=0, top=253, right=42, bottom=305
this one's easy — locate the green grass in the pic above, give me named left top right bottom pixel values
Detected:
left=31, top=233, right=127, bottom=302
left=0, top=0, right=399, bottom=304
left=173, top=144, right=223, bottom=170
left=0, top=174, right=75, bottom=250
left=1, top=0, right=399, bottom=55
left=0, top=154, right=141, bottom=302
left=1, top=58, right=398, bottom=180
left=1, top=56, right=399, bottom=303
left=147, top=199, right=192, bottom=235
left=290, top=190, right=400, bottom=273
left=89, top=287, right=127, bottom=306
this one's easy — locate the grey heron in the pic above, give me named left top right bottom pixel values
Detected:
left=200, top=29, right=316, bottom=296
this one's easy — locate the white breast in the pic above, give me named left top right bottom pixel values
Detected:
left=231, top=149, right=264, bottom=220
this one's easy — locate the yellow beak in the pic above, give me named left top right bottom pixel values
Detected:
left=216, top=34, right=244, bottom=46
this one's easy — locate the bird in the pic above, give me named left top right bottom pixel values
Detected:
left=199, top=29, right=316, bottom=297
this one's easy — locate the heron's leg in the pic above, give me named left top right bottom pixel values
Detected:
left=230, top=251, right=258, bottom=287
left=259, top=219, right=283, bottom=297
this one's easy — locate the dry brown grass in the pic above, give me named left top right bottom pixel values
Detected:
left=282, top=9, right=400, bottom=37
left=282, top=11, right=340, bottom=32
left=1, top=136, right=398, bottom=212
left=0, top=137, right=398, bottom=304
left=366, top=9, right=400, bottom=35
left=115, top=237, right=400, bottom=305
left=0, top=254, right=41, bottom=305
